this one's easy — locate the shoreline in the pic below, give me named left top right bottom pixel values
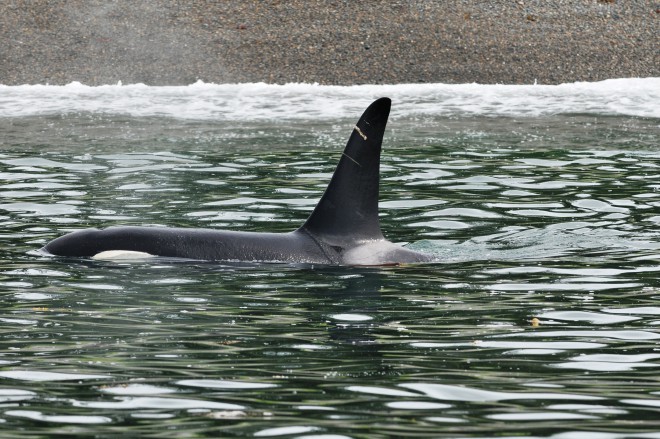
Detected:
left=1, top=1, right=658, bottom=86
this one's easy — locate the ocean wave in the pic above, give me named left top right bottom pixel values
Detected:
left=1, top=78, right=659, bottom=120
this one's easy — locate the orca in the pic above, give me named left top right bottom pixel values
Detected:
left=42, top=98, right=432, bottom=265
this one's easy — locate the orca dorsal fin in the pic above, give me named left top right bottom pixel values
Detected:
left=300, top=97, right=391, bottom=246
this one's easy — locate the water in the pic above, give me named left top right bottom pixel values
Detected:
left=1, top=80, right=660, bottom=438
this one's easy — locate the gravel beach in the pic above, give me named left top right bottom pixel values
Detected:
left=1, top=0, right=658, bottom=85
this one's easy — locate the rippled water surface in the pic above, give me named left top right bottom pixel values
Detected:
left=1, top=83, right=660, bottom=438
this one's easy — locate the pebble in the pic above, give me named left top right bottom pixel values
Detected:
left=0, top=0, right=657, bottom=85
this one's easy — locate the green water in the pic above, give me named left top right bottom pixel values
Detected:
left=1, top=114, right=660, bottom=438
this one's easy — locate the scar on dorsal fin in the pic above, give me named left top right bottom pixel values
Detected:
left=354, top=125, right=368, bottom=141
left=342, top=152, right=361, bottom=167
left=300, top=97, right=391, bottom=246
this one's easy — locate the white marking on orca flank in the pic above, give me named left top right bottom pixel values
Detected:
left=93, top=250, right=155, bottom=260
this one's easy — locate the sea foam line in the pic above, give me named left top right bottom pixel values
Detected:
left=1, top=78, right=658, bottom=120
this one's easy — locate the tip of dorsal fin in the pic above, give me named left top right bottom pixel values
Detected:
left=300, top=97, right=391, bottom=246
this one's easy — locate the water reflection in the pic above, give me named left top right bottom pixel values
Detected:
left=1, top=114, right=660, bottom=436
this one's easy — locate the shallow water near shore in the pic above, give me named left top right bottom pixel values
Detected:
left=1, top=81, right=660, bottom=438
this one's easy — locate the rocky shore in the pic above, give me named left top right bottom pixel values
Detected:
left=1, top=0, right=658, bottom=85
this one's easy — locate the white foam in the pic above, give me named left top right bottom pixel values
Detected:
left=1, top=78, right=658, bottom=120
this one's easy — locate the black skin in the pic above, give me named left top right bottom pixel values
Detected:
left=42, top=98, right=432, bottom=265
